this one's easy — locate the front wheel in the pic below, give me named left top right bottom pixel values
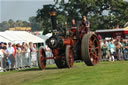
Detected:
left=37, top=46, right=46, bottom=70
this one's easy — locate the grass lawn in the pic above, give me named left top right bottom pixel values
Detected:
left=0, top=61, right=128, bottom=85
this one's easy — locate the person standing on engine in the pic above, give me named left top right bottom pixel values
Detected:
left=71, top=19, right=77, bottom=29
left=81, top=16, right=90, bottom=33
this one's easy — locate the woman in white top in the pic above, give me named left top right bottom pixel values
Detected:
left=15, top=43, right=22, bottom=69
left=22, top=43, right=30, bottom=67
left=31, top=43, right=38, bottom=66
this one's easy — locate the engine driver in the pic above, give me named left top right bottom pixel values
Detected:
left=80, top=16, right=90, bottom=33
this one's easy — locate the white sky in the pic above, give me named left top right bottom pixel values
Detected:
left=0, top=0, right=55, bottom=22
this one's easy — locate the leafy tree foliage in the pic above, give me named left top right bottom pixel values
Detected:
left=52, top=0, right=128, bottom=30
left=109, top=0, right=128, bottom=27
left=0, top=17, right=41, bottom=32
left=0, top=21, right=9, bottom=31
left=1, top=0, right=127, bottom=33
left=36, top=5, right=53, bottom=34
left=29, top=16, right=42, bottom=31
left=8, top=19, right=16, bottom=27
left=0, top=19, right=29, bottom=31
left=36, top=4, right=68, bottom=34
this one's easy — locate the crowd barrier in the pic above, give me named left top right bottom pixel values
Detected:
left=0, top=51, right=54, bottom=72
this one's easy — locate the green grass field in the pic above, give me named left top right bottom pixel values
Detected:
left=0, top=61, right=128, bottom=85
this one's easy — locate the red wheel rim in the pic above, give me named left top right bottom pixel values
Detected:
left=89, top=35, right=100, bottom=65
left=40, top=48, right=46, bottom=69
left=67, top=46, right=74, bottom=67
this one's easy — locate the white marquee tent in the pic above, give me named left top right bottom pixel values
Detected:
left=0, top=35, right=12, bottom=43
left=0, top=31, right=45, bottom=44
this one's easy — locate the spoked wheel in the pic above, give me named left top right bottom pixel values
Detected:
left=81, top=33, right=101, bottom=66
left=65, top=45, right=74, bottom=68
left=38, top=46, right=46, bottom=70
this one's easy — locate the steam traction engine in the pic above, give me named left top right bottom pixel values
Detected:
left=38, top=11, right=101, bottom=70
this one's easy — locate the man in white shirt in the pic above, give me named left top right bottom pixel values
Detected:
left=6, top=42, right=14, bottom=55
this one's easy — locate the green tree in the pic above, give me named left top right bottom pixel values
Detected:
left=109, top=0, right=128, bottom=27
left=35, top=0, right=128, bottom=33
left=29, top=16, right=42, bottom=31
left=8, top=19, right=16, bottom=28
left=54, top=0, right=128, bottom=30
left=0, top=19, right=32, bottom=31
left=22, top=21, right=29, bottom=27
left=54, top=0, right=110, bottom=30
left=16, top=20, right=24, bottom=27
left=0, top=21, right=9, bottom=31
left=36, top=4, right=54, bottom=34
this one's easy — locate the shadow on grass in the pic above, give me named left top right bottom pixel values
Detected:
left=18, top=67, right=59, bottom=72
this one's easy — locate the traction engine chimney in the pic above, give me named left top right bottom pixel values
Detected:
left=50, top=11, right=57, bottom=30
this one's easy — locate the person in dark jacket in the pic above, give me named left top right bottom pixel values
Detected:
left=81, top=16, right=90, bottom=33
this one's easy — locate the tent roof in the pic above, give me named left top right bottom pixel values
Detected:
left=0, top=31, right=45, bottom=43
left=0, top=35, right=12, bottom=43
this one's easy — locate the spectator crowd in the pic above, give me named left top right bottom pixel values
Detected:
left=101, top=38, right=128, bottom=61
left=0, top=37, right=128, bottom=72
left=0, top=42, right=38, bottom=72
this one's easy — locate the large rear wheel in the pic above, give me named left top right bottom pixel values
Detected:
left=38, top=46, right=46, bottom=70
left=81, top=33, right=101, bottom=66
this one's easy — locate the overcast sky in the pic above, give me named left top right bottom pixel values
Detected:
left=0, top=0, right=55, bottom=22
left=0, top=0, right=128, bottom=23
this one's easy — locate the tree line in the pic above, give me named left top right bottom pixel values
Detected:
left=0, top=0, right=128, bottom=34
left=0, top=17, right=42, bottom=32
left=36, top=0, right=128, bottom=34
